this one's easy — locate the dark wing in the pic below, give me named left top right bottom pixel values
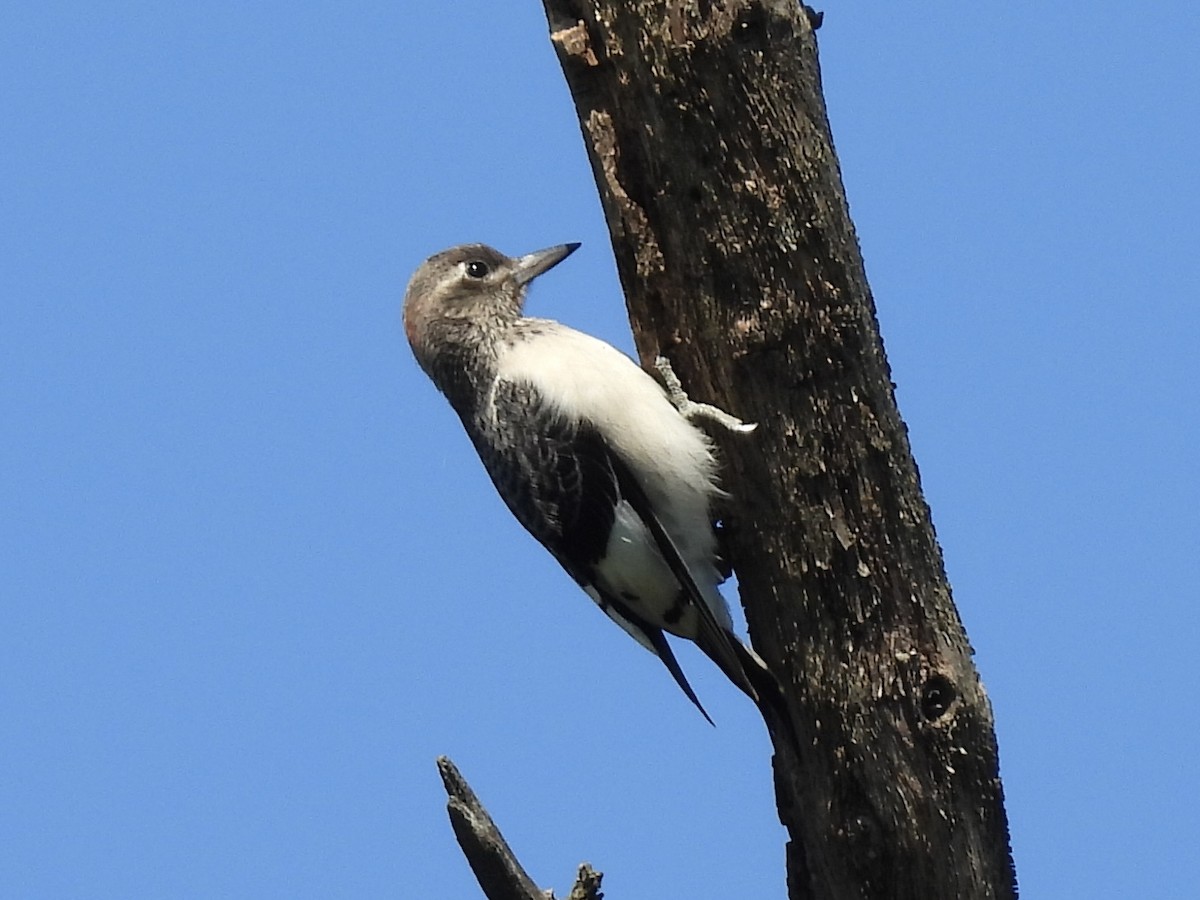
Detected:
left=604, top=447, right=758, bottom=706
left=470, top=379, right=617, bottom=582
left=469, top=378, right=716, bottom=721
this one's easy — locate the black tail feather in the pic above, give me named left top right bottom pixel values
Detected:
left=702, top=634, right=801, bottom=752
left=644, top=625, right=716, bottom=726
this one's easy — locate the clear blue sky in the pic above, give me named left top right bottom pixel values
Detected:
left=3, top=3, right=1197, bottom=898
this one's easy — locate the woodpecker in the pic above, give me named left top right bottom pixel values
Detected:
left=403, top=242, right=772, bottom=723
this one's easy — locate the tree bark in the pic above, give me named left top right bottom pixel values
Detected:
left=540, top=2, right=1017, bottom=898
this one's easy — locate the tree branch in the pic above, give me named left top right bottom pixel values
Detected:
left=437, top=756, right=604, bottom=900
left=541, top=2, right=1017, bottom=898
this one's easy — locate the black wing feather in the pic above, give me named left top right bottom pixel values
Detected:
left=604, top=446, right=759, bottom=704
left=468, top=378, right=723, bottom=718
left=470, top=379, right=617, bottom=580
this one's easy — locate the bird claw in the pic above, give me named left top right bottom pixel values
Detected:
left=654, top=356, right=758, bottom=434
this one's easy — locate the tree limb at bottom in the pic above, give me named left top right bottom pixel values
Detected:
left=437, top=756, right=604, bottom=900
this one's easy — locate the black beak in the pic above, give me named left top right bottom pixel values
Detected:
left=511, top=242, right=581, bottom=286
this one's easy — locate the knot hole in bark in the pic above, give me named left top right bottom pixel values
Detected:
left=732, top=4, right=768, bottom=46
left=920, top=673, right=957, bottom=722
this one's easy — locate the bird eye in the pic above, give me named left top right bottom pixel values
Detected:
left=464, top=260, right=489, bottom=279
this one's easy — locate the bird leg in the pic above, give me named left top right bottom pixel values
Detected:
left=654, top=356, right=757, bottom=434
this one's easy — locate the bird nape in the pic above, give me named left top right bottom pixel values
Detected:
left=403, top=241, right=774, bottom=724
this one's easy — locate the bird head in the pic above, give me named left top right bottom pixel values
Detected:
left=403, top=242, right=580, bottom=373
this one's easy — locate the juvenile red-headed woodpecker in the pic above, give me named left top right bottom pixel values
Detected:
left=403, top=242, right=772, bottom=723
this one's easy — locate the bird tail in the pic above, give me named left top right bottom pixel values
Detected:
left=697, top=632, right=767, bottom=705
left=643, top=626, right=716, bottom=726
left=698, top=633, right=797, bottom=749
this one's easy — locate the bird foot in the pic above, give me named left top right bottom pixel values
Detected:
left=654, top=356, right=757, bottom=434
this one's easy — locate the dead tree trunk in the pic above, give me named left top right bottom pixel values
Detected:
left=540, top=3, right=1017, bottom=898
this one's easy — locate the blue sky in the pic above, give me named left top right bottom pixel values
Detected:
left=3, top=3, right=1197, bottom=898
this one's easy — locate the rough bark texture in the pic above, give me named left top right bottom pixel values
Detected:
left=540, top=2, right=1017, bottom=898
